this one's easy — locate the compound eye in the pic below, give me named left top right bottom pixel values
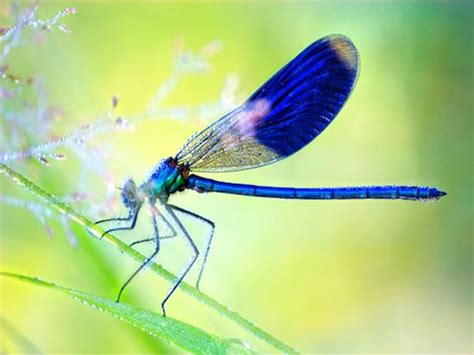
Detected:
left=120, top=190, right=130, bottom=207
left=120, top=178, right=137, bottom=208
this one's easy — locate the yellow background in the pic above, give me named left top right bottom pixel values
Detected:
left=1, top=1, right=472, bottom=353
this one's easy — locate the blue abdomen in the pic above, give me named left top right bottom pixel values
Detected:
left=187, top=175, right=446, bottom=201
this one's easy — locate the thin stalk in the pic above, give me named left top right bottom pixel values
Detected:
left=0, top=162, right=298, bottom=354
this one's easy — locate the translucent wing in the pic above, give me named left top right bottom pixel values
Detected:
left=176, top=35, right=360, bottom=172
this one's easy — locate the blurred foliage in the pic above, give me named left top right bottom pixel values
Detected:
left=1, top=271, right=253, bottom=354
left=0, top=162, right=295, bottom=353
left=1, top=1, right=472, bottom=353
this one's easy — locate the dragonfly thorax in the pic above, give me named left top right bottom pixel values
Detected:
left=138, top=157, right=188, bottom=204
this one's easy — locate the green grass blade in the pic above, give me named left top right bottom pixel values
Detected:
left=0, top=163, right=298, bottom=354
left=0, top=316, right=43, bottom=353
left=0, top=272, right=252, bottom=354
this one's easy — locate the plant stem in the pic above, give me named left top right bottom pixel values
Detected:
left=0, top=162, right=298, bottom=354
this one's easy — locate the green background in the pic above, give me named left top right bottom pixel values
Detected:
left=1, top=1, right=472, bottom=353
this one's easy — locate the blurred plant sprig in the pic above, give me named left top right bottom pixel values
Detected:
left=0, top=1, right=239, bottom=244
left=0, top=1, right=297, bottom=353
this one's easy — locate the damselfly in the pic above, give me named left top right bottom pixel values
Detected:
left=96, top=35, right=446, bottom=316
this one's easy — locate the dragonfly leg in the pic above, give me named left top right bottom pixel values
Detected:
left=161, top=204, right=199, bottom=317
left=129, top=234, right=177, bottom=248
left=94, top=213, right=132, bottom=225
left=128, top=238, right=154, bottom=248
left=128, top=218, right=177, bottom=248
left=116, top=205, right=160, bottom=303
left=168, top=204, right=215, bottom=290
left=158, top=212, right=178, bottom=240
left=98, top=209, right=139, bottom=239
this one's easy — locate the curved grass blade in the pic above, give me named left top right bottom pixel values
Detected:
left=0, top=271, right=252, bottom=354
left=0, top=163, right=298, bottom=354
left=0, top=316, right=42, bottom=353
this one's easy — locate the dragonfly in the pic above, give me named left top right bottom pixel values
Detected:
left=96, top=34, right=446, bottom=316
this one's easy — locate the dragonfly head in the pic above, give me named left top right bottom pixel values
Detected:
left=120, top=178, right=144, bottom=211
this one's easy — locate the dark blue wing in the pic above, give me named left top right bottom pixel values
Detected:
left=176, top=35, right=360, bottom=172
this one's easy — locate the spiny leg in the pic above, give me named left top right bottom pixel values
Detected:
left=116, top=205, right=160, bottom=303
left=168, top=204, right=215, bottom=290
left=97, top=209, right=139, bottom=239
left=128, top=217, right=178, bottom=248
left=128, top=234, right=176, bottom=248
left=162, top=204, right=199, bottom=317
left=95, top=213, right=132, bottom=225
left=128, top=238, right=154, bottom=248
